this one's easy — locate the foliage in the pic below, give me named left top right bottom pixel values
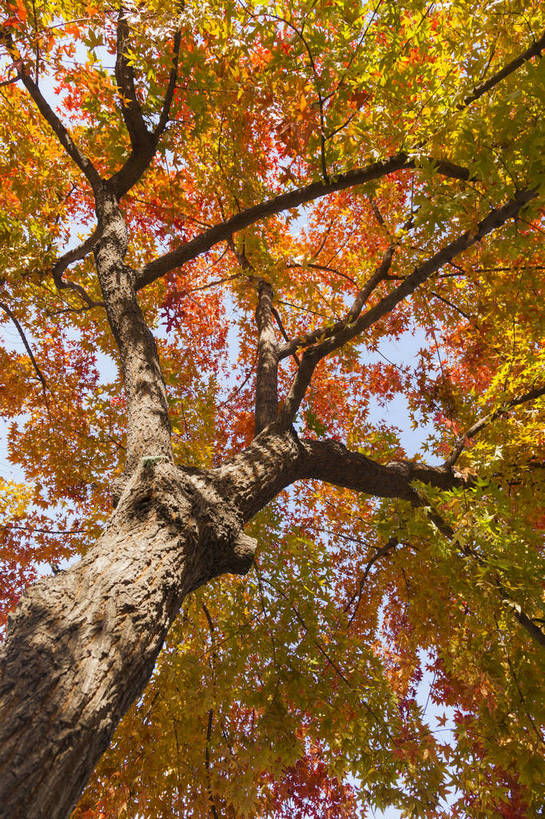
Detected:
left=1, top=0, right=545, bottom=815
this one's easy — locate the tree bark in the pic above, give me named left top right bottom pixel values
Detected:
left=0, top=460, right=256, bottom=819
left=93, top=188, right=172, bottom=472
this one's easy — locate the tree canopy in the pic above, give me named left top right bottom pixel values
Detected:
left=1, top=0, right=545, bottom=816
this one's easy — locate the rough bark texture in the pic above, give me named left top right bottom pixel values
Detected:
left=0, top=460, right=256, bottom=819
left=94, top=189, right=172, bottom=471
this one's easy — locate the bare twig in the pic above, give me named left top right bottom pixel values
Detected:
left=344, top=537, right=400, bottom=626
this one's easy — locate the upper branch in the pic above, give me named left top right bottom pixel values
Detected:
left=462, top=28, right=545, bottom=107
left=108, top=21, right=182, bottom=198
left=275, top=240, right=397, bottom=429
left=278, top=240, right=397, bottom=361
left=134, top=154, right=472, bottom=289
left=254, top=280, right=279, bottom=436
left=0, top=29, right=101, bottom=190
left=226, top=240, right=279, bottom=436
left=132, top=25, right=545, bottom=286
left=155, top=28, right=182, bottom=139
left=115, top=10, right=152, bottom=150
left=276, top=186, right=538, bottom=429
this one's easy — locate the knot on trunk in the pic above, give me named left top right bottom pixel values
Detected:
left=181, top=470, right=257, bottom=579
left=226, top=531, right=257, bottom=575
left=117, top=460, right=257, bottom=583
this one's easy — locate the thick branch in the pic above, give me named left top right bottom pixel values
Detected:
left=19, top=69, right=101, bottom=188
left=155, top=28, right=182, bottom=139
left=109, top=20, right=181, bottom=198
left=214, top=428, right=468, bottom=522
left=53, top=228, right=100, bottom=279
left=115, top=10, right=152, bottom=150
left=0, top=29, right=101, bottom=190
left=297, top=438, right=467, bottom=501
left=108, top=139, right=161, bottom=199
left=279, top=242, right=396, bottom=361
left=52, top=228, right=104, bottom=309
left=94, top=188, right=172, bottom=470
left=135, top=155, right=472, bottom=289
left=108, top=22, right=181, bottom=199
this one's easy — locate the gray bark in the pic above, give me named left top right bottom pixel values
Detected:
left=93, top=188, right=172, bottom=472
left=0, top=459, right=256, bottom=819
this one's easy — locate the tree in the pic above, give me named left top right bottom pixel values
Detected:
left=1, top=0, right=545, bottom=815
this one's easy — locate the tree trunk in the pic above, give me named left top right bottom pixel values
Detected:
left=0, top=460, right=255, bottom=819
left=0, top=424, right=463, bottom=817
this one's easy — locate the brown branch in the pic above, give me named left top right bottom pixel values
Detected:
left=155, top=28, right=182, bottom=139
left=0, top=301, right=47, bottom=395
left=135, top=154, right=473, bottom=289
left=254, top=280, right=279, bottom=436
left=53, top=228, right=101, bottom=279
left=343, top=537, right=399, bottom=625
left=429, top=290, right=471, bottom=320
left=276, top=186, right=538, bottom=429
left=215, top=427, right=467, bottom=524
left=0, top=301, right=49, bottom=408
left=277, top=299, right=329, bottom=319
left=286, top=261, right=358, bottom=286
left=0, top=30, right=101, bottom=190
left=115, top=9, right=151, bottom=150
left=462, top=28, right=545, bottom=107
left=276, top=241, right=397, bottom=428
left=52, top=228, right=104, bottom=309
left=278, top=210, right=416, bottom=360
left=444, top=384, right=545, bottom=468
left=225, top=240, right=279, bottom=436
left=108, top=18, right=182, bottom=198
left=298, top=437, right=467, bottom=502
left=271, top=306, right=300, bottom=366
